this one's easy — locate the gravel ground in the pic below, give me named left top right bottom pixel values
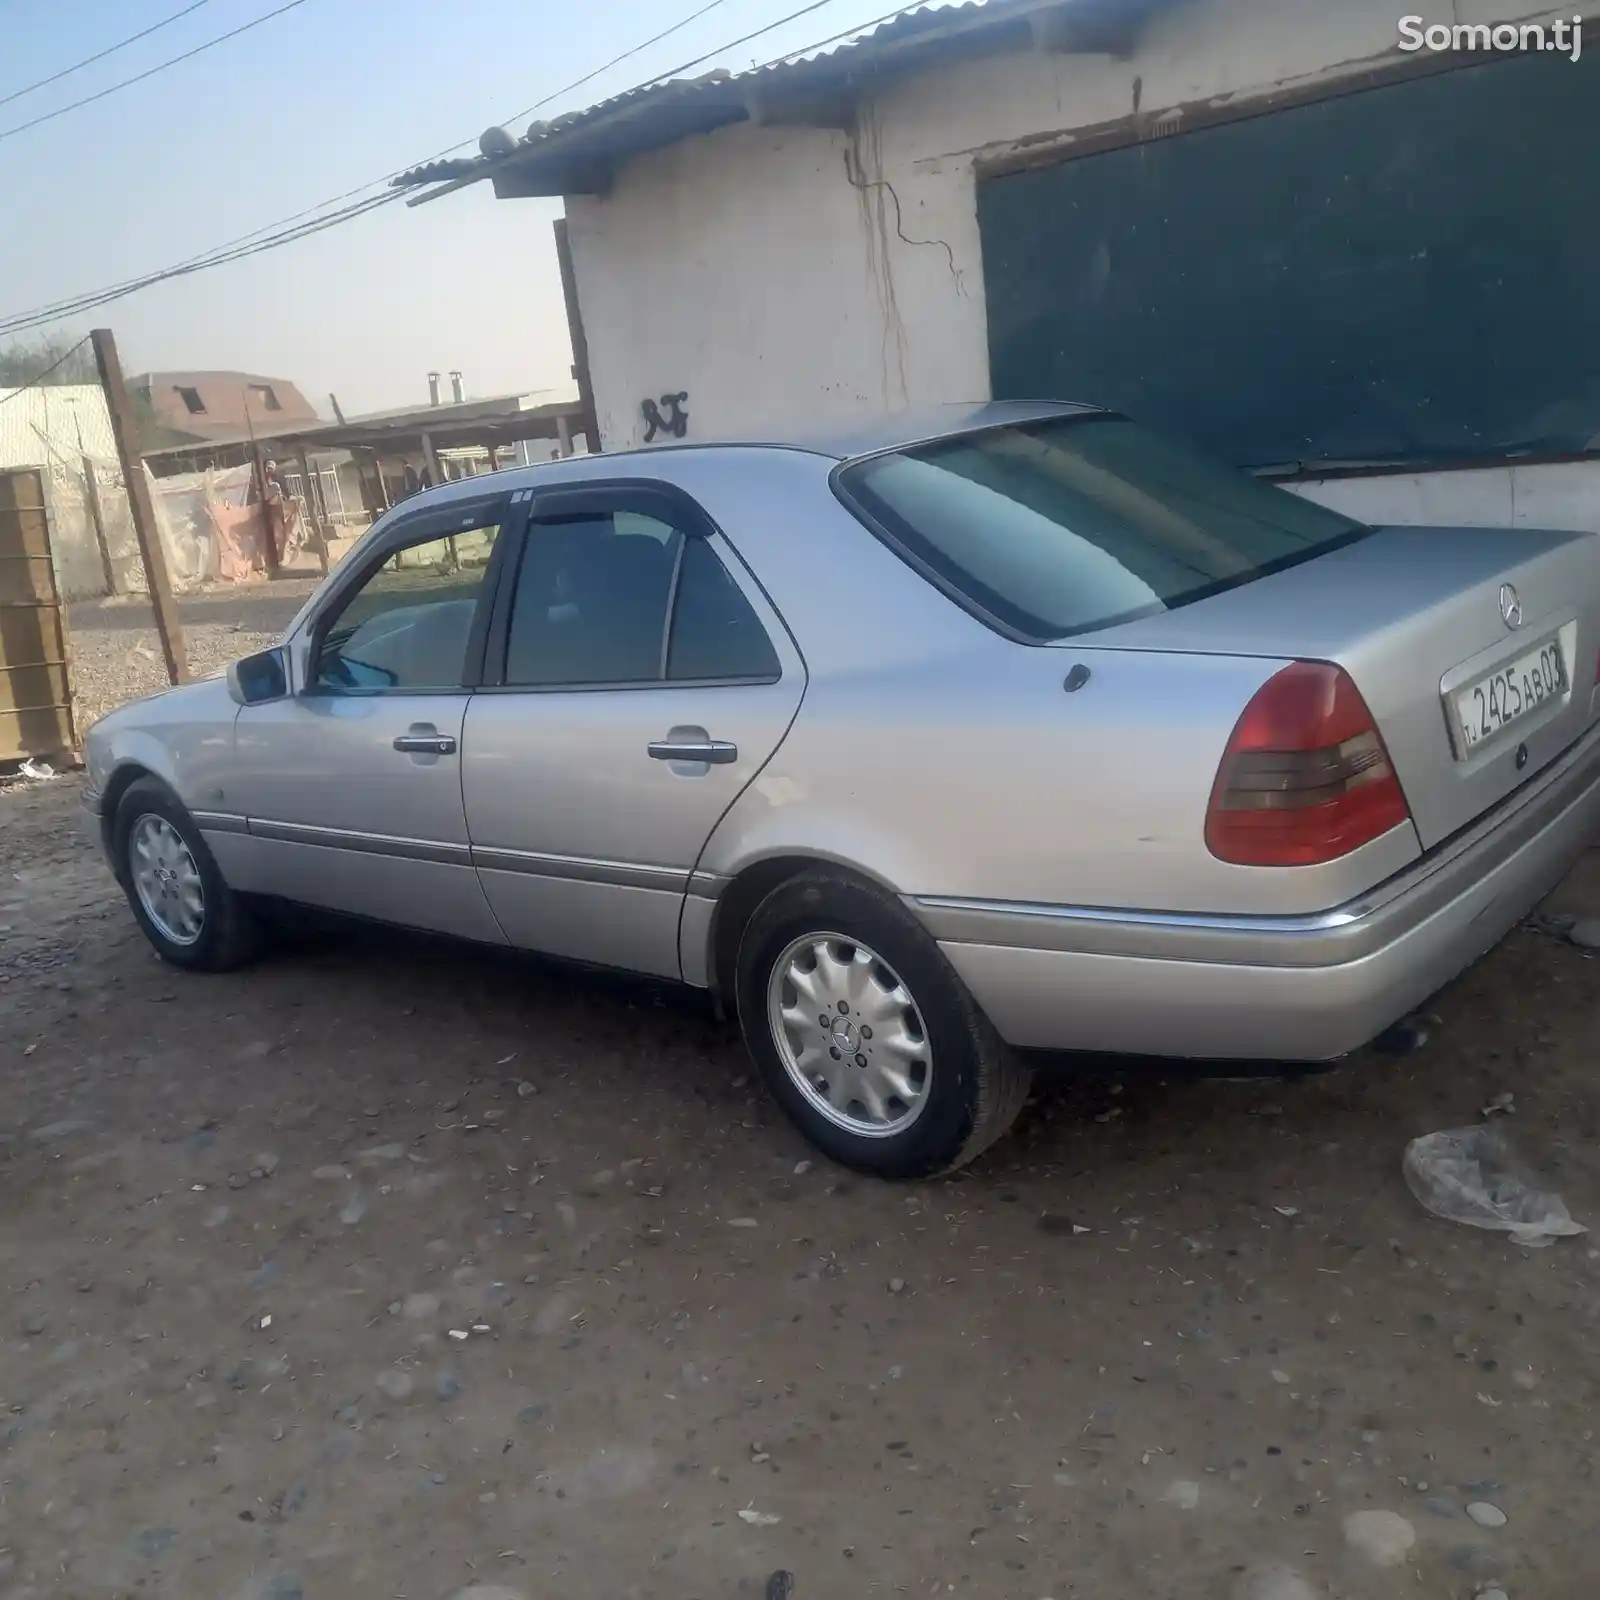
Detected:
left=4, top=773, right=1600, bottom=1599
left=66, top=581, right=321, bottom=734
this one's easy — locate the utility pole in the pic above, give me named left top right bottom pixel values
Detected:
left=82, top=457, right=116, bottom=596
left=294, top=446, right=331, bottom=575
left=91, top=328, right=185, bottom=683
left=68, top=398, right=117, bottom=595
left=554, top=218, right=601, bottom=453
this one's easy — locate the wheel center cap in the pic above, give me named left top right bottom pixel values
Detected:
left=831, top=1019, right=861, bottom=1054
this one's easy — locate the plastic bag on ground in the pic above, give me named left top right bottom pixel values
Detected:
left=1404, top=1125, right=1586, bottom=1246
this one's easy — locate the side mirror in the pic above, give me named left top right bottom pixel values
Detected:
left=227, top=646, right=289, bottom=706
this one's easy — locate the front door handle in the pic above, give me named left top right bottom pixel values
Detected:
left=394, top=732, right=457, bottom=755
left=648, top=738, right=737, bottom=764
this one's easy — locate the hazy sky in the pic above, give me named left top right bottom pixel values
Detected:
left=1, top=0, right=913, bottom=415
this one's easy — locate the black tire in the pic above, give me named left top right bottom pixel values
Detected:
left=735, top=871, right=1031, bottom=1179
left=112, top=778, right=265, bottom=972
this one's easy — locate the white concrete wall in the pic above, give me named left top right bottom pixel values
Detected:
left=564, top=0, right=1600, bottom=533
left=0, top=385, right=147, bottom=600
left=1290, top=460, right=1600, bottom=533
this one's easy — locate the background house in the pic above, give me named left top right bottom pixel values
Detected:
left=401, top=0, right=1600, bottom=535
left=130, top=370, right=320, bottom=445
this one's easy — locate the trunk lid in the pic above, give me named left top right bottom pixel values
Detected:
left=1087, top=524, right=1600, bottom=849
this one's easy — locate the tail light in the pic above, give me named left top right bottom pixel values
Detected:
left=1206, top=661, right=1411, bottom=866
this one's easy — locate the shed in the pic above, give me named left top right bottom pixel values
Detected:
left=397, top=0, right=1600, bottom=537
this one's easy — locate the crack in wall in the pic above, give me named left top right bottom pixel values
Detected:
left=845, top=106, right=970, bottom=408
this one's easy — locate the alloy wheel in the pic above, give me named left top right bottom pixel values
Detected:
left=766, top=931, right=932, bottom=1138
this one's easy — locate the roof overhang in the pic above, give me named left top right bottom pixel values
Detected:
left=141, top=394, right=587, bottom=461
left=398, top=0, right=1189, bottom=205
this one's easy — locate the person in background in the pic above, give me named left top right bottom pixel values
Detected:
left=260, top=458, right=291, bottom=568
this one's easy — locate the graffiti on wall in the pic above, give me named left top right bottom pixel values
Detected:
left=641, top=391, right=689, bottom=443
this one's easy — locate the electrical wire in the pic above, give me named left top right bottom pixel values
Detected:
left=0, top=335, right=93, bottom=406
left=0, top=0, right=215, bottom=110
left=0, top=0, right=310, bottom=144
left=0, top=191, right=397, bottom=337
left=0, top=0, right=915, bottom=336
left=587, top=0, right=842, bottom=101
left=497, top=0, right=735, bottom=131
left=744, top=0, right=931, bottom=75
left=400, top=0, right=891, bottom=209
left=0, top=0, right=745, bottom=336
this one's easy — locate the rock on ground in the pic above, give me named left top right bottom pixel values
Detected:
left=1343, top=1509, right=1417, bottom=1568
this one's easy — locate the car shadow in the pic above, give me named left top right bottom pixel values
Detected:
left=261, top=908, right=1413, bottom=1188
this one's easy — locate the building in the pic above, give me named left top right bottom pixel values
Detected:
left=130, top=370, right=320, bottom=445
left=398, top=0, right=1600, bottom=532
left=141, top=384, right=589, bottom=553
left=0, top=382, right=143, bottom=600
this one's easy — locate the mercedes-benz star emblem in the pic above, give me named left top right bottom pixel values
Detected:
left=1499, top=583, right=1523, bottom=630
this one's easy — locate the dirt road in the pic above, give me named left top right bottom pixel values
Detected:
left=65, top=585, right=320, bottom=734
left=3, top=771, right=1599, bottom=1600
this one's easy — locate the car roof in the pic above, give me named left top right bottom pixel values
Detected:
left=740, top=399, right=1105, bottom=461
left=384, top=399, right=1104, bottom=518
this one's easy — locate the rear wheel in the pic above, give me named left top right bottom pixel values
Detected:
left=113, top=778, right=264, bottom=972
left=735, top=872, right=1031, bottom=1178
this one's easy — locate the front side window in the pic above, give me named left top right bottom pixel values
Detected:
left=502, top=509, right=778, bottom=688
left=835, top=415, right=1372, bottom=641
left=315, top=520, right=500, bottom=690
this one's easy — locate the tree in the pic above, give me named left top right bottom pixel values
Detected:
left=0, top=332, right=99, bottom=387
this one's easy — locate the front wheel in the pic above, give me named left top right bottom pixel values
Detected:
left=113, top=778, right=264, bottom=972
left=735, top=872, right=1031, bottom=1179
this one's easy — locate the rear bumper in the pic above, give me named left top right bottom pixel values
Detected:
left=920, top=722, right=1600, bottom=1061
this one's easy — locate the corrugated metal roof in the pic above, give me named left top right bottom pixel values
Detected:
left=394, top=0, right=1165, bottom=198
left=0, top=384, right=118, bottom=474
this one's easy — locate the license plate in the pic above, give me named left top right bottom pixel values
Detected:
left=1453, top=636, right=1568, bottom=751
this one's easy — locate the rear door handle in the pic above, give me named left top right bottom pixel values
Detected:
left=394, top=733, right=457, bottom=755
left=648, top=739, right=738, bottom=764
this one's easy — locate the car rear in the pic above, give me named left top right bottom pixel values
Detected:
left=1101, top=519, right=1600, bottom=860
left=832, top=411, right=1600, bottom=1060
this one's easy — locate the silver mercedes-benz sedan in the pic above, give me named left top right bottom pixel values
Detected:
left=84, top=402, right=1600, bottom=1176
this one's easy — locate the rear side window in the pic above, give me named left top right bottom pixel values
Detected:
left=504, top=512, right=678, bottom=686
left=667, top=536, right=780, bottom=681
left=501, top=509, right=780, bottom=687
left=834, top=416, right=1371, bottom=641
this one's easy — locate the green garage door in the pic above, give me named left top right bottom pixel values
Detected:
left=979, top=48, right=1600, bottom=472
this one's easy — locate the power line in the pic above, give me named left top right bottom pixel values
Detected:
left=0, top=0, right=895, bottom=336
left=597, top=0, right=840, bottom=101
left=0, top=0, right=743, bottom=336
left=0, top=191, right=397, bottom=337
left=0, top=336, right=92, bottom=406
left=410, top=0, right=909, bottom=197
left=498, top=0, right=734, bottom=130
left=0, top=0, right=215, bottom=110
left=0, top=0, right=310, bottom=144
left=746, top=0, right=922, bottom=74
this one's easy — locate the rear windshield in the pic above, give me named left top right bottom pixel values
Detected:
left=834, top=415, right=1371, bottom=641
